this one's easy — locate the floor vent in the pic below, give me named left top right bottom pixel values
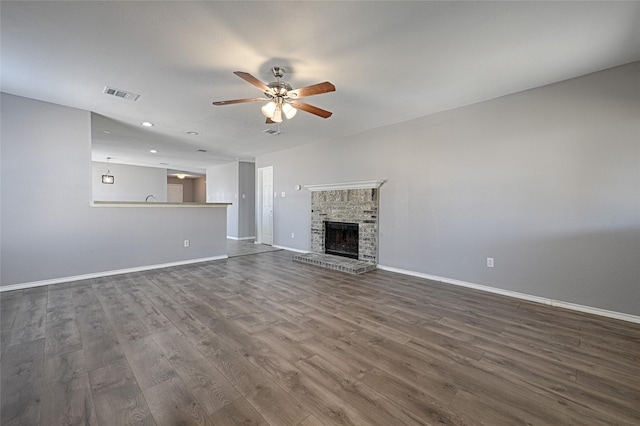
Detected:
left=103, top=86, right=140, bottom=101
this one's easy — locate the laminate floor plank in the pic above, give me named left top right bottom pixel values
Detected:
left=94, top=281, right=179, bottom=390
left=1, top=249, right=639, bottom=425
left=242, top=339, right=307, bottom=394
left=0, top=289, right=22, bottom=331
left=71, top=284, right=127, bottom=372
left=501, top=328, right=640, bottom=380
left=42, top=349, right=99, bottom=426
left=6, top=286, right=47, bottom=346
left=0, top=338, right=45, bottom=425
left=89, top=361, right=157, bottom=426
left=115, top=277, right=172, bottom=332
left=202, top=340, right=310, bottom=426
left=359, top=366, right=474, bottom=426
left=207, top=397, right=269, bottom=426
left=297, top=329, right=376, bottom=380
left=44, top=286, right=83, bottom=360
left=151, top=326, right=242, bottom=415
left=285, top=363, right=371, bottom=425
left=146, top=277, right=311, bottom=425
left=477, top=349, right=638, bottom=425
left=295, top=354, right=424, bottom=426
left=143, top=376, right=213, bottom=426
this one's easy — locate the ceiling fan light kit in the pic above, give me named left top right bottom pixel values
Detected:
left=213, top=66, right=335, bottom=124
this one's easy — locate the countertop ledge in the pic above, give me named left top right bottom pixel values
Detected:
left=92, top=201, right=232, bottom=207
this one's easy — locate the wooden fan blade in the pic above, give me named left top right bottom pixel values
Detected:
left=233, top=71, right=270, bottom=92
left=212, top=97, right=267, bottom=106
left=266, top=117, right=275, bottom=124
left=289, top=100, right=333, bottom=118
left=287, top=81, right=336, bottom=98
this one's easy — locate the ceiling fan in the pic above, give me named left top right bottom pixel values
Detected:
left=212, top=67, right=335, bottom=124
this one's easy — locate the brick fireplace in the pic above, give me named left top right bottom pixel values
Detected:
left=293, top=180, right=385, bottom=274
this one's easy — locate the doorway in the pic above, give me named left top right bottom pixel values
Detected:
left=257, top=166, right=274, bottom=245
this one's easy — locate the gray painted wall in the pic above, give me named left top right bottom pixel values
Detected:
left=256, top=62, right=640, bottom=316
left=206, top=161, right=256, bottom=239
left=1, top=94, right=228, bottom=287
left=93, top=162, right=168, bottom=202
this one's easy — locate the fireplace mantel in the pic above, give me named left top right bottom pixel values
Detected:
left=304, top=179, right=386, bottom=192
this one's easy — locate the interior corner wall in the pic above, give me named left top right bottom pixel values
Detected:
left=206, top=161, right=256, bottom=239
left=0, top=93, right=227, bottom=287
left=193, top=177, right=206, bottom=203
left=238, top=162, right=256, bottom=239
left=93, top=162, right=168, bottom=202
left=207, top=162, right=239, bottom=238
left=256, top=62, right=640, bottom=316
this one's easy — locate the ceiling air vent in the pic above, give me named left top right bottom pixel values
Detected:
left=103, top=86, right=140, bottom=101
left=262, top=129, right=279, bottom=135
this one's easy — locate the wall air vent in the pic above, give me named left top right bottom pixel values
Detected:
left=103, top=86, right=140, bottom=101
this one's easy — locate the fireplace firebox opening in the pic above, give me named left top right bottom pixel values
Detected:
left=325, top=221, right=359, bottom=259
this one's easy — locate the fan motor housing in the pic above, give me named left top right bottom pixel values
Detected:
left=266, top=81, right=292, bottom=97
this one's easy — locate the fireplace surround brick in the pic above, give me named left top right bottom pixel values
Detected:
left=310, top=188, right=379, bottom=263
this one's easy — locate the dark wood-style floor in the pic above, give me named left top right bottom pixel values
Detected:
left=2, top=249, right=639, bottom=425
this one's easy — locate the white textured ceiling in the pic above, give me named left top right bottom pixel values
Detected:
left=2, top=1, right=639, bottom=173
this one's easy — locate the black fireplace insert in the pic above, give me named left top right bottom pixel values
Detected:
left=325, top=221, right=359, bottom=259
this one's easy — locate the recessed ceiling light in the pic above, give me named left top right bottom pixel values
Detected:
left=102, top=130, right=111, bottom=134
left=150, top=149, right=158, bottom=153
left=187, top=131, right=199, bottom=135
left=141, top=121, right=154, bottom=127
left=196, top=149, right=207, bottom=153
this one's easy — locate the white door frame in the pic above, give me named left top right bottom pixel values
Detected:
left=257, top=166, right=274, bottom=245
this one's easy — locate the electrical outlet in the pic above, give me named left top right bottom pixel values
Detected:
left=184, top=240, right=190, bottom=248
left=487, top=257, right=494, bottom=268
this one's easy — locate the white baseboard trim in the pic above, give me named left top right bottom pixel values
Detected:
left=273, top=245, right=310, bottom=254
left=377, top=264, right=640, bottom=324
left=0, top=255, right=228, bottom=293
left=227, top=236, right=256, bottom=241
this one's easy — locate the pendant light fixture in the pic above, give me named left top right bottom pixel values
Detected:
left=102, top=157, right=114, bottom=184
